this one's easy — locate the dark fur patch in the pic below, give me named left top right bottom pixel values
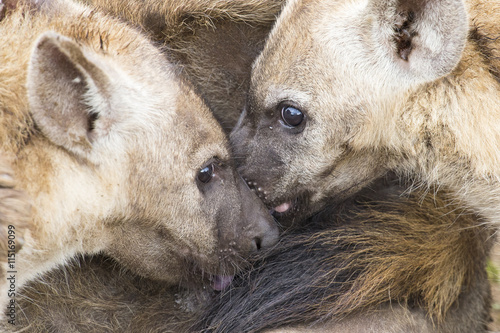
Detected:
left=394, top=10, right=416, bottom=61
left=12, top=255, right=207, bottom=332
left=469, top=26, right=500, bottom=85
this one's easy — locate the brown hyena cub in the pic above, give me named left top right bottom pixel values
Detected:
left=0, top=0, right=278, bottom=318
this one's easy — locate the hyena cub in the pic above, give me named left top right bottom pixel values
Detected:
left=0, top=0, right=277, bottom=311
left=231, top=0, right=500, bottom=226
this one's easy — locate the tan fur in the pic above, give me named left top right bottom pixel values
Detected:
left=318, top=188, right=491, bottom=323
left=78, top=0, right=282, bottom=41
left=266, top=306, right=435, bottom=333
left=225, top=0, right=499, bottom=329
left=0, top=0, right=278, bottom=318
left=4, top=0, right=494, bottom=331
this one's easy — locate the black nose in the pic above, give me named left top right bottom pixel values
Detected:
left=252, top=237, right=263, bottom=251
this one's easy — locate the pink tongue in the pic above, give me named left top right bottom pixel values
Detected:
left=274, top=202, right=291, bottom=213
left=211, top=275, right=234, bottom=291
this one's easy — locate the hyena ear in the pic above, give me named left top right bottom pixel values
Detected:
left=27, top=31, right=114, bottom=158
left=369, top=0, right=468, bottom=85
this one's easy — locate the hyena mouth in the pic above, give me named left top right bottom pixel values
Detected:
left=244, top=178, right=294, bottom=215
left=245, top=178, right=270, bottom=201
left=190, top=264, right=236, bottom=291
left=184, top=248, right=239, bottom=291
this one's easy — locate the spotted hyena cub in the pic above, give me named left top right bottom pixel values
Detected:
left=231, top=0, right=500, bottom=227
left=0, top=0, right=278, bottom=313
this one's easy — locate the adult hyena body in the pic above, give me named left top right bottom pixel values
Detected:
left=197, top=181, right=493, bottom=333
left=0, top=0, right=277, bottom=313
left=231, top=0, right=500, bottom=227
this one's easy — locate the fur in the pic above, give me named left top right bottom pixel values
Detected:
left=0, top=155, right=31, bottom=279
left=7, top=0, right=496, bottom=331
left=195, top=180, right=493, bottom=332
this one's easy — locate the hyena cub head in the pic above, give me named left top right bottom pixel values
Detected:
left=99, top=81, right=279, bottom=287
left=15, top=0, right=277, bottom=287
left=231, top=0, right=468, bottom=224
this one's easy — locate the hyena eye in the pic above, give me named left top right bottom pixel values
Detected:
left=281, top=105, right=304, bottom=127
left=197, top=164, right=214, bottom=183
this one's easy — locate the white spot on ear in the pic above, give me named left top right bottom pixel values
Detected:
left=72, top=77, right=82, bottom=84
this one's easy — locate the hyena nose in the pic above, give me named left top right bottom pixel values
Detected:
left=248, top=215, right=279, bottom=251
left=237, top=176, right=279, bottom=251
left=252, top=237, right=262, bottom=251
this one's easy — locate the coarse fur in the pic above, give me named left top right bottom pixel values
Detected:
left=196, top=180, right=493, bottom=332
left=231, top=0, right=500, bottom=228
left=79, top=0, right=285, bottom=132
left=10, top=255, right=202, bottom=332
left=0, top=0, right=278, bottom=317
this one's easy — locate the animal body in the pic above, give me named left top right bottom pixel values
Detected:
left=230, top=0, right=500, bottom=228
left=0, top=0, right=278, bottom=320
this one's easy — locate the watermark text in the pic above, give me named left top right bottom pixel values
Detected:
left=6, top=225, right=16, bottom=325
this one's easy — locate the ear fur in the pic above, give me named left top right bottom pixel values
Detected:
left=369, top=0, right=468, bottom=84
left=27, top=31, right=112, bottom=157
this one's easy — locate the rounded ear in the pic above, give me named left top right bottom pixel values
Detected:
left=27, top=31, right=112, bottom=158
left=369, top=0, right=468, bottom=85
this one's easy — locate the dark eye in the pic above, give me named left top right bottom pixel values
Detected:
left=281, top=105, right=304, bottom=127
left=197, top=164, right=214, bottom=183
